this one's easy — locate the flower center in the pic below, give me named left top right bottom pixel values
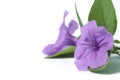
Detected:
left=93, top=45, right=99, bottom=50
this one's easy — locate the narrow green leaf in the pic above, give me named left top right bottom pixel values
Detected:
left=88, top=0, right=117, bottom=35
left=75, top=3, right=83, bottom=27
left=114, top=40, right=120, bottom=44
left=45, top=46, right=76, bottom=58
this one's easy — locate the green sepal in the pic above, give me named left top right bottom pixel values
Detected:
left=45, top=46, right=76, bottom=58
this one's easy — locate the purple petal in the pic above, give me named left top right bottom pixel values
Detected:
left=68, top=20, right=78, bottom=34
left=96, top=27, right=114, bottom=50
left=54, top=30, right=67, bottom=47
left=74, top=47, right=83, bottom=59
left=74, top=42, right=92, bottom=59
left=74, top=34, right=95, bottom=59
left=75, top=59, right=87, bottom=71
left=80, top=20, right=98, bottom=45
left=43, top=44, right=60, bottom=56
left=81, top=20, right=97, bottom=37
left=54, top=29, right=77, bottom=48
left=59, top=21, right=68, bottom=32
left=86, top=52, right=98, bottom=68
left=87, top=48, right=108, bottom=69
left=63, top=11, right=69, bottom=20
left=59, top=11, right=69, bottom=31
left=96, top=48, right=108, bottom=66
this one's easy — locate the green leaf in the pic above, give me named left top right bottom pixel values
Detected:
left=45, top=46, right=76, bottom=58
left=114, top=40, right=120, bottom=44
left=75, top=3, right=83, bottom=27
left=88, top=0, right=117, bottom=35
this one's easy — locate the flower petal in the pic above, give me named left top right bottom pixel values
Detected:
left=87, top=48, right=108, bottom=69
left=96, top=48, right=108, bottom=67
left=81, top=20, right=97, bottom=37
left=63, top=11, right=69, bottom=20
left=54, top=30, right=66, bottom=48
left=74, top=35, right=94, bottom=59
left=75, top=59, right=88, bottom=71
left=59, top=11, right=69, bottom=31
left=54, top=29, right=77, bottom=48
left=96, top=27, right=114, bottom=50
left=43, top=44, right=60, bottom=56
left=68, top=20, right=78, bottom=34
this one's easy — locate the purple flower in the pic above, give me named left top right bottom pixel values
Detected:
left=43, top=11, right=78, bottom=56
left=74, top=20, right=113, bottom=70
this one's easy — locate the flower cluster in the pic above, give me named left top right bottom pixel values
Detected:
left=43, top=10, right=114, bottom=70
left=43, top=0, right=120, bottom=71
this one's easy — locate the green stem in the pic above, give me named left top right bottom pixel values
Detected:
left=110, top=45, right=120, bottom=56
left=75, top=3, right=83, bottom=27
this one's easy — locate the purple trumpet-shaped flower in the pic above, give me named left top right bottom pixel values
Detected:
left=74, top=20, right=113, bottom=70
left=43, top=11, right=78, bottom=56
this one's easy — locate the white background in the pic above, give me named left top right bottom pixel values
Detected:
left=0, top=0, right=120, bottom=80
